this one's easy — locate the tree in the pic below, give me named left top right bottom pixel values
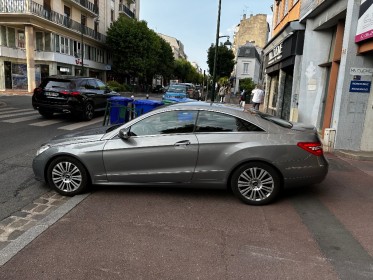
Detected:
left=106, top=16, right=174, bottom=86
left=173, top=59, right=202, bottom=84
left=207, top=44, right=235, bottom=79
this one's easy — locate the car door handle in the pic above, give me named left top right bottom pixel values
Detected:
left=174, top=140, right=191, bottom=146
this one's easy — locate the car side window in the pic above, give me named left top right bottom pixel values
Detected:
left=130, top=111, right=197, bottom=136
left=86, top=79, right=98, bottom=90
left=96, top=79, right=106, bottom=90
left=196, top=111, right=264, bottom=132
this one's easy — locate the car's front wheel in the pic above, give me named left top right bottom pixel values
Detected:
left=231, top=162, right=281, bottom=206
left=46, top=156, right=89, bottom=196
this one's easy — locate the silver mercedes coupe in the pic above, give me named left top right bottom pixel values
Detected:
left=33, top=102, right=328, bottom=205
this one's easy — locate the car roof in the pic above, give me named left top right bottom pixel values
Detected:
left=47, top=75, right=93, bottom=80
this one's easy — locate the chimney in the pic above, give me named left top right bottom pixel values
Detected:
left=243, top=14, right=246, bottom=20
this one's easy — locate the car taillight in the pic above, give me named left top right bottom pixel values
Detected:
left=59, top=90, right=80, bottom=96
left=297, top=142, right=324, bottom=156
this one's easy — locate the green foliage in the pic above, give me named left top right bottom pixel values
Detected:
left=107, top=80, right=133, bottom=92
left=106, top=16, right=174, bottom=85
left=173, top=59, right=203, bottom=84
left=207, top=44, right=235, bottom=79
left=239, top=78, right=256, bottom=93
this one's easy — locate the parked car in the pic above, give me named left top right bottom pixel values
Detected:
left=162, top=84, right=189, bottom=100
left=33, top=102, right=328, bottom=206
left=32, top=75, right=119, bottom=121
left=179, top=83, right=199, bottom=99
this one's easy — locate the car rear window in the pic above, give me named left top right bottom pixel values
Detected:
left=255, top=111, right=293, bottom=128
left=43, top=80, right=73, bottom=90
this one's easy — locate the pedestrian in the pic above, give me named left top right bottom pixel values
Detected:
left=218, top=85, right=226, bottom=103
left=239, top=89, right=246, bottom=108
left=251, top=85, right=265, bottom=110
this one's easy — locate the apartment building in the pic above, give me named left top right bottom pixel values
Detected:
left=157, top=33, right=187, bottom=60
left=0, top=0, right=139, bottom=93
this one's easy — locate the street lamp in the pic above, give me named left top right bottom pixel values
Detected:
left=210, top=0, right=232, bottom=103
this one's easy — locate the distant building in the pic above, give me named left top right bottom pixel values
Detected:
left=0, top=0, right=140, bottom=93
left=233, top=42, right=262, bottom=94
left=158, top=33, right=187, bottom=60
left=232, top=14, right=269, bottom=55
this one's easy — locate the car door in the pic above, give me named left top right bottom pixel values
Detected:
left=192, top=110, right=265, bottom=184
left=103, top=110, right=199, bottom=183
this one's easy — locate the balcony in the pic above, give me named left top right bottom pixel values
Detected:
left=119, top=3, right=135, bottom=18
left=0, top=0, right=105, bottom=42
left=64, top=0, right=98, bottom=17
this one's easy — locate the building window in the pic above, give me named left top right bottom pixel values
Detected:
left=18, top=31, right=25, bottom=48
left=45, top=32, right=51, bottom=51
left=55, top=34, right=60, bottom=52
left=36, top=32, right=43, bottom=51
left=8, top=27, right=16, bottom=48
left=111, top=9, right=114, bottom=21
left=243, top=63, right=249, bottom=74
left=1, top=26, right=7, bottom=46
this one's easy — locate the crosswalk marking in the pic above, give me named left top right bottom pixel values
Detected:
left=59, top=117, right=104, bottom=130
left=0, top=111, right=37, bottom=119
left=3, top=115, right=41, bottom=123
left=30, top=119, right=65, bottom=126
left=0, top=109, right=34, bottom=115
left=1, top=107, right=108, bottom=131
left=0, top=107, right=15, bottom=112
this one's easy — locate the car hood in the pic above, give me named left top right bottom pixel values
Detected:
left=49, top=126, right=110, bottom=145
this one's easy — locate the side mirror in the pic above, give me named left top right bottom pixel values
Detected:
left=118, top=128, right=131, bottom=140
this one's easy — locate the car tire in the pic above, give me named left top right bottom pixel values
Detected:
left=46, top=156, right=89, bottom=196
left=230, top=162, right=281, bottom=206
left=39, top=109, right=54, bottom=118
left=82, top=102, right=94, bottom=121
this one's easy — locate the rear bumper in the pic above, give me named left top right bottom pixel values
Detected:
left=32, top=101, right=82, bottom=114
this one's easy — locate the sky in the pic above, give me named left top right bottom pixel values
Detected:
left=140, top=0, right=274, bottom=73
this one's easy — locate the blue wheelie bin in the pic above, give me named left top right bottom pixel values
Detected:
left=133, top=99, right=164, bottom=117
left=109, top=96, right=133, bottom=124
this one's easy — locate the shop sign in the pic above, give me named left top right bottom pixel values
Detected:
left=349, top=67, right=373, bottom=93
left=349, top=81, right=371, bottom=93
left=268, top=43, right=283, bottom=66
left=355, top=0, right=373, bottom=43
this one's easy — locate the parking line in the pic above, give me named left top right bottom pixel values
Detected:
left=58, top=117, right=104, bottom=130
left=0, top=107, right=15, bottom=112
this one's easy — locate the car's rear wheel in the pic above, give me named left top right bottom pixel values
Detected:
left=82, top=102, right=94, bottom=121
left=39, top=109, right=54, bottom=118
left=46, top=156, right=89, bottom=196
left=230, top=162, right=281, bottom=206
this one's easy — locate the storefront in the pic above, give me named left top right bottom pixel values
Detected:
left=263, top=21, right=305, bottom=121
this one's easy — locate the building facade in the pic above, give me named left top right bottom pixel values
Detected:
left=264, top=0, right=373, bottom=153
left=0, top=0, right=139, bottom=93
left=157, top=33, right=187, bottom=61
left=263, top=0, right=304, bottom=122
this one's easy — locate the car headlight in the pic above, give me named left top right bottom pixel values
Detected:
left=36, top=145, right=51, bottom=156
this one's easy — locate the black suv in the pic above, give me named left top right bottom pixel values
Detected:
left=32, top=76, right=119, bottom=120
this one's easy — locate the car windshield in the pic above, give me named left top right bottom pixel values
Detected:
left=254, top=110, right=293, bottom=128
left=167, top=85, right=187, bottom=93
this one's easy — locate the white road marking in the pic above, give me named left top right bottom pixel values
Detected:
left=58, top=117, right=104, bottom=130
left=3, top=115, right=41, bottom=123
left=0, top=111, right=38, bottom=119
left=30, top=119, right=65, bottom=126
left=0, top=109, right=34, bottom=115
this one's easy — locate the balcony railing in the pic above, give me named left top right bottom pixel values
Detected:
left=118, top=3, right=135, bottom=18
left=0, top=0, right=105, bottom=42
left=65, top=0, right=98, bottom=16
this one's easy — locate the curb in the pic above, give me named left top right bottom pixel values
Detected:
left=334, top=150, right=373, bottom=162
